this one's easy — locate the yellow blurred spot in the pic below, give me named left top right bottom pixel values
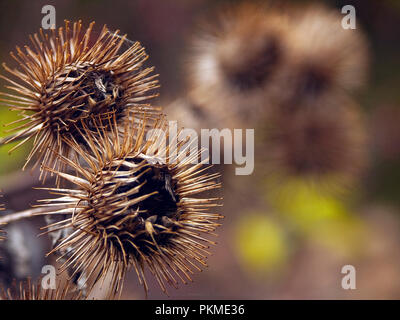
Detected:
left=234, top=214, right=288, bottom=276
left=0, top=109, right=30, bottom=175
left=265, top=178, right=366, bottom=256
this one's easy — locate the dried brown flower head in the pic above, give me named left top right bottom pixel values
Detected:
left=37, top=114, right=223, bottom=297
left=263, top=97, right=367, bottom=191
left=279, top=4, right=369, bottom=108
left=0, top=278, right=79, bottom=300
left=187, top=3, right=290, bottom=127
left=0, top=20, right=160, bottom=178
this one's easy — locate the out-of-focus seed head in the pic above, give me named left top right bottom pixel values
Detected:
left=278, top=4, right=369, bottom=109
left=262, top=97, right=367, bottom=192
left=187, top=3, right=290, bottom=127
left=0, top=20, right=160, bottom=178
left=37, top=113, right=223, bottom=298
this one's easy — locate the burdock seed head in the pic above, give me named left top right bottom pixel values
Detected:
left=37, top=113, right=223, bottom=297
left=278, top=4, right=369, bottom=108
left=263, top=96, right=367, bottom=192
left=187, top=3, right=290, bottom=127
left=0, top=20, right=160, bottom=177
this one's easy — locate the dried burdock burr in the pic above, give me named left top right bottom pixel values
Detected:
left=0, top=278, right=80, bottom=300
left=36, top=113, right=223, bottom=297
left=187, top=3, right=290, bottom=127
left=0, top=20, right=160, bottom=179
left=278, top=4, right=369, bottom=108
left=263, top=96, right=367, bottom=192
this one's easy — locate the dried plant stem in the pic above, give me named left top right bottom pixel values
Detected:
left=0, top=207, right=47, bottom=224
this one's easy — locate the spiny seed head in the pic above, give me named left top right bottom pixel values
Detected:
left=0, top=20, right=160, bottom=178
left=0, top=278, right=79, bottom=300
left=278, top=4, right=369, bottom=108
left=37, top=113, right=223, bottom=297
left=263, top=97, right=367, bottom=191
left=187, top=3, right=290, bottom=127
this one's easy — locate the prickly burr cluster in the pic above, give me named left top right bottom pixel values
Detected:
left=0, top=20, right=159, bottom=177
left=37, top=114, right=222, bottom=297
left=180, top=2, right=369, bottom=192
left=0, top=19, right=223, bottom=300
left=186, top=3, right=369, bottom=127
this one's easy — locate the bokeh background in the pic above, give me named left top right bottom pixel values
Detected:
left=0, top=0, right=400, bottom=299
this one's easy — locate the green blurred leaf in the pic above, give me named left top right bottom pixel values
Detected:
left=0, top=108, right=30, bottom=175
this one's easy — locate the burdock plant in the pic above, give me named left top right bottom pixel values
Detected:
left=264, top=96, right=367, bottom=192
left=187, top=2, right=290, bottom=127
left=0, top=17, right=224, bottom=300
left=0, top=20, right=160, bottom=179
left=279, top=4, right=369, bottom=107
left=36, top=113, right=223, bottom=297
